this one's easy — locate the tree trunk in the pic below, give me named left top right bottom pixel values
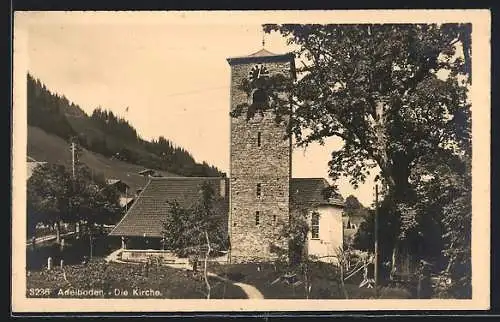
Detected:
left=339, top=261, right=349, bottom=299
left=31, top=236, right=36, bottom=249
left=89, top=232, right=93, bottom=260
left=391, top=243, right=398, bottom=280
left=76, top=221, right=80, bottom=239
left=444, top=243, right=455, bottom=274
left=55, top=221, right=61, bottom=244
left=204, top=231, right=212, bottom=300
left=336, top=248, right=349, bottom=299
left=388, top=169, right=413, bottom=282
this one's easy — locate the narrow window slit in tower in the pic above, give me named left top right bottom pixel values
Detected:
left=257, top=132, right=261, bottom=147
left=256, top=183, right=262, bottom=197
left=255, top=211, right=260, bottom=226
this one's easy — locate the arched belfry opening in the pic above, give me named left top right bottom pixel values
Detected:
left=252, top=88, right=268, bottom=105
left=251, top=88, right=269, bottom=114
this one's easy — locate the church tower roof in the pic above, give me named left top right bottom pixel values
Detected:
left=227, top=48, right=295, bottom=66
left=247, top=48, right=277, bottom=57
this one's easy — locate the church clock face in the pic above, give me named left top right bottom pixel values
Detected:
left=248, top=64, right=269, bottom=81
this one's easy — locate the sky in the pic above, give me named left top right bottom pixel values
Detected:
left=21, top=12, right=382, bottom=206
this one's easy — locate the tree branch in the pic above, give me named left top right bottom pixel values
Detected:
left=204, top=231, right=212, bottom=300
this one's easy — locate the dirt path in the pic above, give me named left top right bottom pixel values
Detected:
left=207, top=272, right=264, bottom=299
left=232, top=282, right=264, bottom=299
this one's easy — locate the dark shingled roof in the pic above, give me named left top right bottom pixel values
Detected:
left=290, top=178, right=344, bottom=208
left=109, top=177, right=229, bottom=238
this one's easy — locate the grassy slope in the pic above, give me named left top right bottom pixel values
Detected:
left=27, top=126, right=179, bottom=193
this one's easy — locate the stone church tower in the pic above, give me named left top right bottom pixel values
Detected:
left=227, top=48, right=296, bottom=263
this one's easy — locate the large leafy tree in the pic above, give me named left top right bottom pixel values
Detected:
left=256, top=22, right=471, bottom=254
left=406, top=149, right=472, bottom=297
left=162, top=182, right=228, bottom=257
left=27, top=164, right=72, bottom=242
left=68, top=164, right=122, bottom=228
left=261, top=23, right=471, bottom=194
left=275, top=205, right=311, bottom=265
left=27, top=163, right=122, bottom=241
left=344, top=195, right=363, bottom=213
left=343, top=195, right=370, bottom=219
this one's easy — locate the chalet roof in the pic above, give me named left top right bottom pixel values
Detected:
left=109, top=177, right=229, bottom=238
left=119, top=196, right=134, bottom=208
left=290, top=178, right=344, bottom=208
left=106, top=179, right=130, bottom=193
left=138, top=169, right=155, bottom=176
left=107, top=179, right=121, bottom=185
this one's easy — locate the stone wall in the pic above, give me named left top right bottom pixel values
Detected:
left=121, top=249, right=188, bottom=266
left=229, top=59, right=294, bottom=263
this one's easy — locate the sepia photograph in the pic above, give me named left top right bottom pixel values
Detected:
left=12, top=10, right=490, bottom=312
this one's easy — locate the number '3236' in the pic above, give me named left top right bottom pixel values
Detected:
left=28, top=288, right=51, bottom=296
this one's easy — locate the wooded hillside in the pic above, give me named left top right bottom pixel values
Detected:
left=27, top=73, right=225, bottom=179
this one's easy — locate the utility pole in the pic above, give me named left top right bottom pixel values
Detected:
left=69, top=140, right=76, bottom=241
left=374, top=183, right=380, bottom=296
left=125, top=186, right=128, bottom=213
left=71, top=141, right=76, bottom=179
